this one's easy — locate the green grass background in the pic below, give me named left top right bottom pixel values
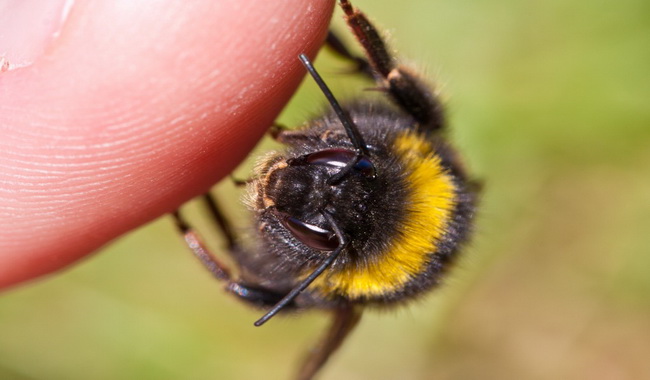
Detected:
left=1, top=0, right=649, bottom=379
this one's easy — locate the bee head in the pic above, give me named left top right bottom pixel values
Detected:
left=260, top=147, right=377, bottom=252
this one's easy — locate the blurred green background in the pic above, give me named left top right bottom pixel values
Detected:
left=1, top=0, right=649, bottom=379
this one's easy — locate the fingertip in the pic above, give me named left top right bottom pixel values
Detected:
left=0, top=0, right=336, bottom=288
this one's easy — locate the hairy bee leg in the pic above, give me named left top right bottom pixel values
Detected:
left=339, top=0, right=444, bottom=130
left=229, top=175, right=250, bottom=187
left=269, top=123, right=316, bottom=146
left=194, top=195, right=292, bottom=307
left=201, top=193, right=238, bottom=249
left=325, top=31, right=373, bottom=78
left=172, top=209, right=298, bottom=309
left=172, top=210, right=232, bottom=281
left=296, top=305, right=363, bottom=380
left=270, top=123, right=310, bottom=145
left=269, top=123, right=289, bottom=140
left=271, top=124, right=352, bottom=149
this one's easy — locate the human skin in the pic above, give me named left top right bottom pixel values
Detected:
left=0, top=0, right=335, bottom=289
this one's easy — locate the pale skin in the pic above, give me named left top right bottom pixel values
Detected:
left=0, top=0, right=335, bottom=289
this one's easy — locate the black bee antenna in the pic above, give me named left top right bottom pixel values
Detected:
left=299, top=54, right=369, bottom=156
left=254, top=211, right=347, bottom=326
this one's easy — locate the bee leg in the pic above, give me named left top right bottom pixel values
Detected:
left=269, top=123, right=289, bottom=140
left=172, top=208, right=232, bottom=282
left=296, top=304, right=363, bottom=380
left=339, top=0, right=444, bottom=130
left=271, top=122, right=349, bottom=147
left=173, top=205, right=299, bottom=311
left=325, top=31, right=373, bottom=79
left=269, top=123, right=316, bottom=145
left=269, top=123, right=305, bottom=144
left=201, top=192, right=238, bottom=250
left=229, top=175, right=250, bottom=187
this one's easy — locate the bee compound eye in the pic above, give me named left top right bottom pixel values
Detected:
left=306, top=149, right=376, bottom=178
left=277, top=212, right=339, bottom=251
left=306, top=148, right=355, bottom=168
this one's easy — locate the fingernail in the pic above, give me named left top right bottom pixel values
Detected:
left=0, top=0, right=74, bottom=71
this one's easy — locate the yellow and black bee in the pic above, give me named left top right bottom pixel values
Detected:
left=173, top=1, right=477, bottom=379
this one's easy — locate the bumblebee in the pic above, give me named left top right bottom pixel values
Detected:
left=173, top=1, right=477, bottom=379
